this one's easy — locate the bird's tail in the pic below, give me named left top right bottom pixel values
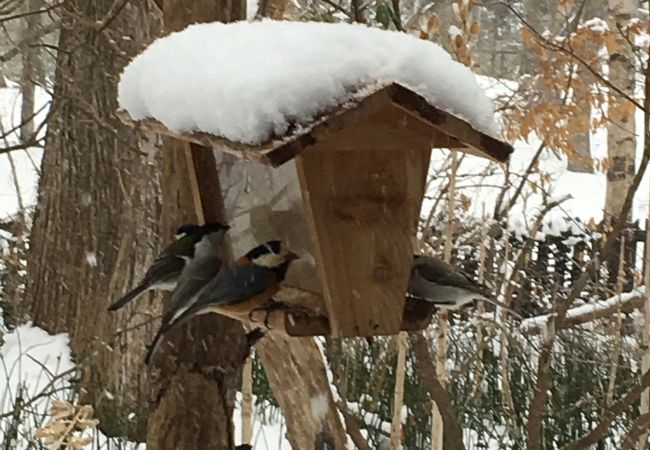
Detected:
left=144, top=326, right=166, bottom=365
left=143, top=304, right=204, bottom=365
left=108, top=283, right=149, bottom=311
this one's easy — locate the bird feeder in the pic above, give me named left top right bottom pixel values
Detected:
left=118, top=83, right=513, bottom=337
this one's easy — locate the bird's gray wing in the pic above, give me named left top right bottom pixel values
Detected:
left=166, top=253, right=222, bottom=319
left=413, top=256, right=490, bottom=296
left=142, top=255, right=185, bottom=285
left=193, top=264, right=274, bottom=311
left=157, top=233, right=197, bottom=259
left=144, top=254, right=223, bottom=364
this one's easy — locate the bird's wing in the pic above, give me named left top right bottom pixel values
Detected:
left=165, top=254, right=222, bottom=320
left=142, top=255, right=186, bottom=285
left=157, top=233, right=197, bottom=260
left=414, top=256, right=490, bottom=297
left=193, top=264, right=274, bottom=310
left=144, top=255, right=223, bottom=365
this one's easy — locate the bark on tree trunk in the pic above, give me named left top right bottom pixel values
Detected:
left=19, top=0, right=39, bottom=143
left=20, top=1, right=162, bottom=440
left=564, top=0, right=606, bottom=175
left=604, top=0, right=637, bottom=221
left=145, top=2, right=248, bottom=450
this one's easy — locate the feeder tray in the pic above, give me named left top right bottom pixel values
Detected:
left=119, top=83, right=514, bottom=337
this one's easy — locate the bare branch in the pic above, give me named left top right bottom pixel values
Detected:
left=337, top=402, right=374, bottom=450
left=521, top=292, right=645, bottom=335
left=0, top=21, right=59, bottom=63
left=410, top=333, right=466, bottom=450
left=0, top=138, right=43, bottom=155
left=619, top=413, right=650, bottom=450
left=484, top=1, right=645, bottom=112
left=563, top=369, right=650, bottom=450
left=0, top=1, right=64, bottom=24
left=320, top=0, right=353, bottom=19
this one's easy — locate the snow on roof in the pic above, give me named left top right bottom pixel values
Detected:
left=117, top=20, right=500, bottom=146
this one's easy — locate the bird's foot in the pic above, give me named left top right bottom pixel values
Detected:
left=247, top=298, right=289, bottom=329
left=246, top=327, right=265, bottom=347
left=241, top=328, right=265, bottom=363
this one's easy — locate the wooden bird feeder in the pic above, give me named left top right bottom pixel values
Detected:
left=118, top=83, right=513, bottom=338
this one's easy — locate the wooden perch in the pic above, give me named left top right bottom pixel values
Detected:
left=212, top=286, right=435, bottom=336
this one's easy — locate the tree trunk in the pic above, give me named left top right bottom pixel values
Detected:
left=604, top=0, right=637, bottom=221
left=564, top=0, right=606, bottom=174
left=145, top=2, right=248, bottom=450
left=19, top=0, right=42, bottom=143
left=20, top=1, right=161, bottom=440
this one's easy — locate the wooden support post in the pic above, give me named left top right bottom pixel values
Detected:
left=390, top=332, right=408, bottom=450
left=473, top=204, right=487, bottom=396
left=640, top=218, right=650, bottom=449
left=432, top=151, right=457, bottom=450
left=605, top=236, right=626, bottom=406
left=241, top=357, right=254, bottom=446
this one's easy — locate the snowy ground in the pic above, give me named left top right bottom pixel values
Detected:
left=0, top=80, right=46, bottom=218
left=0, top=319, right=288, bottom=448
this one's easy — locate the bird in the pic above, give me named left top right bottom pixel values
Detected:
left=408, top=255, right=520, bottom=317
left=144, top=240, right=299, bottom=364
left=107, top=222, right=229, bottom=311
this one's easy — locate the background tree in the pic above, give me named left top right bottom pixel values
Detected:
left=17, top=0, right=162, bottom=439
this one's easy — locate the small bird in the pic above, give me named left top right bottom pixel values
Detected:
left=408, top=255, right=519, bottom=316
left=144, top=240, right=299, bottom=364
left=107, top=222, right=229, bottom=311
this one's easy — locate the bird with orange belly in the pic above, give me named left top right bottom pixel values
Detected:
left=144, top=240, right=299, bottom=364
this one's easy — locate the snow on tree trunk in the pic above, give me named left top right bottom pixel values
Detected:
left=19, top=1, right=161, bottom=439
left=604, top=0, right=637, bottom=221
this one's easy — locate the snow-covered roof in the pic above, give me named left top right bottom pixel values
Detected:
left=118, top=20, right=502, bottom=146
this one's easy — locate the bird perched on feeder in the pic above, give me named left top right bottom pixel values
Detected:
left=144, top=240, right=299, bottom=364
left=107, top=222, right=229, bottom=311
left=408, top=255, right=520, bottom=317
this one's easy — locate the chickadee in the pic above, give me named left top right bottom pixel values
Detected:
left=408, top=255, right=519, bottom=317
left=144, top=240, right=299, bottom=364
left=107, top=222, right=229, bottom=311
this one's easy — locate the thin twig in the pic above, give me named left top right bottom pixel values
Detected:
left=486, top=0, right=644, bottom=111
left=563, top=369, right=650, bottom=450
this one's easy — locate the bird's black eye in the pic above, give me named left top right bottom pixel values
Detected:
left=265, top=240, right=282, bottom=254
left=246, top=240, right=283, bottom=259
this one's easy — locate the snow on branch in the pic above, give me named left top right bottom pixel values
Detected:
left=520, top=288, right=646, bottom=335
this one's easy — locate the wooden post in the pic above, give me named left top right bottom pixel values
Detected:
left=605, top=236, right=626, bottom=406
left=640, top=218, right=650, bottom=449
left=241, top=357, right=254, bottom=446
left=390, top=332, right=408, bottom=450
left=473, top=204, right=487, bottom=396
left=432, top=150, right=457, bottom=450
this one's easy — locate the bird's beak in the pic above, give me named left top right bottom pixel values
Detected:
left=286, top=251, right=300, bottom=261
